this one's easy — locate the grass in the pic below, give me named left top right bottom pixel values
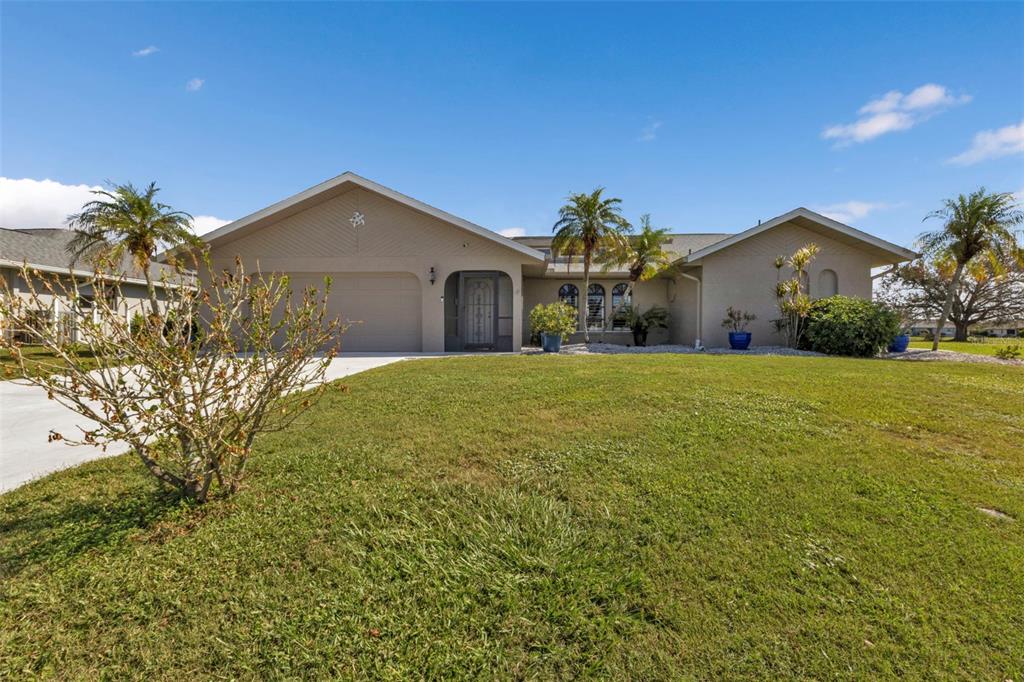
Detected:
left=908, top=337, right=1022, bottom=357
left=2, top=355, right=1022, bottom=678
left=0, top=344, right=105, bottom=379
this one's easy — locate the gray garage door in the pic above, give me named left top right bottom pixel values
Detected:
left=287, top=272, right=422, bottom=352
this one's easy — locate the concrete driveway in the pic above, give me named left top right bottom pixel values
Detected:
left=0, top=354, right=422, bottom=493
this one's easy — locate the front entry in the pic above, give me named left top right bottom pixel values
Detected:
left=461, top=273, right=498, bottom=349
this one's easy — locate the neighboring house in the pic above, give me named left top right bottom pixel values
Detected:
left=198, top=172, right=918, bottom=352
left=910, top=319, right=1022, bottom=338
left=0, top=227, right=181, bottom=343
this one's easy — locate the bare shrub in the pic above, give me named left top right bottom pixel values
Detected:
left=0, top=256, right=343, bottom=502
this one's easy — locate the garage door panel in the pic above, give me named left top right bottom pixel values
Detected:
left=284, top=272, right=421, bottom=352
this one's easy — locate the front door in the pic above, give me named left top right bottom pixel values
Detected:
left=461, top=273, right=497, bottom=349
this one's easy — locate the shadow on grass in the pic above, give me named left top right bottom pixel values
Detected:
left=0, top=459, right=185, bottom=579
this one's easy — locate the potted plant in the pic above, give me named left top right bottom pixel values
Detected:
left=722, top=306, right=756, bottom=350
left=624, top=305, right=669, bottom=347
left=529, top=302, right=578, bottom=353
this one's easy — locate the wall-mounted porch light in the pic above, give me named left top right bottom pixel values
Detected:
left=429, top=267, right=437, bottom=285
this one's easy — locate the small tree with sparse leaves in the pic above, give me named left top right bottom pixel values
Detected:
left=0, top=254, right=344, bottom=503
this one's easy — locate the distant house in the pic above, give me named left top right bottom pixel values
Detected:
left=0, top=227, right=183, bottom=343
left=909, top=319, right=1022, bottom=339
left=195, top=171, right=918, bottom=351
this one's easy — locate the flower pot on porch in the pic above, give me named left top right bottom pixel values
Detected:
left=541, top=333, right=562, bottom=353
left=888, top=334, right=910, bottom=353
left=728, top=331, right=752, bottom=350
left=632, top=330, right=648, bottom=347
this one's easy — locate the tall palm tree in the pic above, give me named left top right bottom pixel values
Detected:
left=66, top=182, right=199, bottom=314
left=551, top=188, right=630, bottom=342
left=597, top=214, right=675, bottom=334
left=919, top=188, right=1023, bottom=350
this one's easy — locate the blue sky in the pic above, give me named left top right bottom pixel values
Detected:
left=2, top=2, right=1022, bottom=247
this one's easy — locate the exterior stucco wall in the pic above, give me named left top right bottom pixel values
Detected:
left=697, top=221, right=874, bottom=347
left=206, top=186, right=535, bottom=352
left=521, top=276, right=672, bottom=346
left=667, top=275, right=700, bottom=346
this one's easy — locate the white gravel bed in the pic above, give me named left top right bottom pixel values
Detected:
left=880, top=348, right=1023, bottom=366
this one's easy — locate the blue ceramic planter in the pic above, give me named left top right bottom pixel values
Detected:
left=541, top=333, right=563, bottom=353
left=888, top=334, right=910, bottom=353
left=729, top=331, right=752, bottom=350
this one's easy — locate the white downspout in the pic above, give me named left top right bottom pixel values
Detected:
left=678, top=271, right=703, bottom=350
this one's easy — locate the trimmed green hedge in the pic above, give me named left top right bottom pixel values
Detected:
left=804, top=296, right=900, bottom=357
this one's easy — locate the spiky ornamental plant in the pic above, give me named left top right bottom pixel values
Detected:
left=772, top=243, right=820, bottom=348
left=918, top=188, right=1023, bottom=350
left=551, top=188, right=630, bottom=342
left=1, top=255, right=344, bottom=503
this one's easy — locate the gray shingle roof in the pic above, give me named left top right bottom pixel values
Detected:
left=0, top=227, right=177, bottom=280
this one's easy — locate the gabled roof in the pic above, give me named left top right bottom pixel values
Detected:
left=201, top=172, right=546, bottom=262
left=682, top=207, right=918, bottom=266
left=1, top=227, right=182, bottom=286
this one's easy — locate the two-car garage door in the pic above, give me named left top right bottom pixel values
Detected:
left=286, top=272, right=422, bottom=352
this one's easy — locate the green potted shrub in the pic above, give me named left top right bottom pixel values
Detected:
left=529, top=302, right=577, bottom=352
left=624, top=305, right=669, bottom=347
left=721, top=306, right=756, bottom=350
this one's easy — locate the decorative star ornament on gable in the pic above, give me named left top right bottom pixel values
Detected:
left=349, top=211, right=366, bottom=228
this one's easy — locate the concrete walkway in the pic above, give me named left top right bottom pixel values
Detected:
left=0, top=354, right=420, bottom=493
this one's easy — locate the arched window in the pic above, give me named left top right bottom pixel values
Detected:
left=587, top=283, right=606, bottom=330
left=558, top=283, right=579, bottom=309
left=611, top=283, right=631, bottom=330
left=818, top=269, right=838, bottom=298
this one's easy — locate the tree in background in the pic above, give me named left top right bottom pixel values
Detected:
left=597, top=214, right=675, bottom=337
left=66, top=181, right=202, bottom=316
left=918, top=189, right=1023, bottom=350
left=551, top=188, right=630, bottom=342
left=878, top=251, right=1024, bottom=341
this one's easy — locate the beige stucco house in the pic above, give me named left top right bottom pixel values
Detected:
left=199, top=172, right=917, bottom=352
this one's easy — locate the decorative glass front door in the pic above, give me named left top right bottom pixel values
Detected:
left=462, top=274, right=497, bottom=348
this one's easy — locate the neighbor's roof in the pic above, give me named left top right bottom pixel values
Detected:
left=681, top=207, right=918, bottom=266
left=200, top=172, right=547, bottom=262
left=0, top=227, right=181, bottom=284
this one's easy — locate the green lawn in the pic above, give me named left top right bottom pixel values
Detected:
left=2, top=355, right=1022, bottom=678
left=0, top=344, right=105, bottom=379
left=908, top=337, right=1022, bottom=357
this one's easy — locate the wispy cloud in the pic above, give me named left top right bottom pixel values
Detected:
left=185, top=77, right=205, bottom=92
left=638, top=120, right=662, bottom=142
left=132, top=45, right=159, bottom=57
left=946, top=120, right=1024, bottom=166
left=499, top=227, right=527, bottom=238
left=814, top=201, right=893, bottom=224
left=822, top=84, right=970, bottom=146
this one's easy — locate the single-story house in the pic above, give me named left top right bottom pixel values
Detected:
left=0, top=227, right=180, bottom=343
left=199, top=172, right=918, bottom=352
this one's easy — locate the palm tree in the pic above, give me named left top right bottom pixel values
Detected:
left=919, top=188, right=1023, bottom=350
left=551, top=188, right=630, bottom=342
left=66, top=182, right=199, bottom=315
left=597, top=214, right=675, bottom=335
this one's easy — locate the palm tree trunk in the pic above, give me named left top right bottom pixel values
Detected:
left=932, top=261, right=964, bottom=351
left=582, top=255, right=591, bottom=344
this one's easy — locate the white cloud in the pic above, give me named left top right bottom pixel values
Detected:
left=0, top=177, right=230, bottom=235
left=823, top=83, right=970, bottom=145
left=498, top=227, right=526, bottom=238
left=132, top=45, right=159, bottom=57
left=638, top=120, right=662, bottom=142
left=191, top=215, right=232, bottom=235
left=814, top=201, right=892, bottom=224
left=946, top=121, right=1024, bottom=166
left=0, top=177, right=102, bottom=228
left=186, top=77, right=205, bottom=92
